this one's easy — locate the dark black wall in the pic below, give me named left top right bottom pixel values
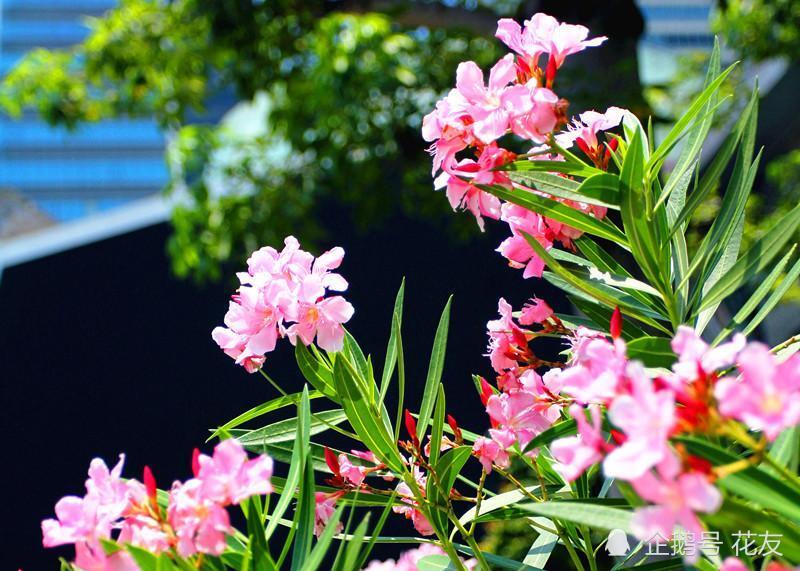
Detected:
left=0, top=212, right=566, bottom=569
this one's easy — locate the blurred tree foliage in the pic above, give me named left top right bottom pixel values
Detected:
left=0, top=0, right=645, bottom=282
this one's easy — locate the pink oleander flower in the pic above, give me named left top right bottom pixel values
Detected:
left=434, top=142, right=513, bottom=230
left=715, top=343, right=800, bottom=441
left=496, top=201, right=555, bottom=279
left=630, top=453, right=721, bottom=563
left=496, top=14, right=606, bottom=75
left=454, top=54, right=534, bottom=144
left=486, top=297, right=529, bottom=373
left=196, top=439, right=274, bottom=505
left=314, top=492, right=344, bottom=538
left=556, top=332, right=627, bottom=404
left=213, top=236, right=354, bottom=370
left=338, top=453, right=369, bottom=486
left=118, top=513, right=171, bottom=554
left=168, top=478, right=232, bottom=557
left=603, top=363, right=675, bottom=480
left=393, top=468, right=435, bottom=536
left=670, top=325, right=745, bottom=384
left=557, top=107, right=626, bottom=153
left=551, top=404, right=606, bottom=482
left=473, top=436, right=510, bottom=474
left=363, top=544, right=453, bottom=571
left=519, top=297, right=553, bottom=325
left=485, top=389, right=560, bottom=450
left=510, top=86, right=559, bottom=142
left=719, top=559, right=749, bottom=571
left=42, top=455, right=133, bottom=549
left=73, top=542, right=139, bottom=571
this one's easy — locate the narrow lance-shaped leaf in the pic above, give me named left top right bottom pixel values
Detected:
left=379, top=279, right=405, bottom=403
left=479, top=183, right=628, bottom=245
left=693, top=203, right=800, bottom=314
left=417, top=296, right=452, bottom=441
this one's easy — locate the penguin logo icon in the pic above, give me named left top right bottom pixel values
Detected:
left=606, top=529, right=630, bottom=556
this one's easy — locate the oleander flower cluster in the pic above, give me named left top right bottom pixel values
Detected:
left=42, top=440, right=273, bottom=570
left=423, top=13, right=622, bottom=278
left=212, top=235, right=354, bottom=372
left=472, top=300, right=800, bottom=559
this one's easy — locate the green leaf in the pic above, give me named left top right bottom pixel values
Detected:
left=304, top=504, right=344, bottom=571
left=296, top=343, right=338, bottom=401
left=427, top=446, right=471, bottom=532
left=480, top=183, right=627, bottom=245
left=458, top=485, right=554, bottom=529
left=501, top=156, right=603, bottom=178
left=417, top=555, right=459, bottom=571
left=625, top=336, right=676, bottom=368
left=235, top=409, right=347, bottom=447
left=524, top=235, right=671, bottom=334
left=339, top=513, right=372, bottom=571
left=518, top=501, right=633, bottom=533
left=505, top=170, right=619, bottom=209
left=523, top=522, right=558, bottom=568
left=620, top=128, right=666, bottom=293
left=429, top=384, right=446, bottom=465
left=649, top=61, right=736, bottom=171
left=208, top=391, right=323, bottom=441
left=765, top=426, right=799, bottom=476
left=379, top=279, right=405, bottom=403
left=417, top=296, right=452, bottom=441
left=704, top=498, right=800, bottom=561
left=265, top=387, right=310, bottom=540
left=333, top=353, right=405, bottom=472
left=656, top=39, right=721, bottom=210
left=693, top=203, right=800, bottom=313
left=670, top=86, right=758, bottom=235
left=290, top=455, right=316, bottom=571
left=741, top=253, right=800, bottom=337
left=713, top=246, right=797, bottom=343
left=245, top=496, right=272, bottom=571
left=566, top=296, right=649, bottom=341
left=522, top=419, right=577, bottom=455
left=676, top=436, right=800, bottom=520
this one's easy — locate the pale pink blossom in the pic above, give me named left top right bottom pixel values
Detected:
left=519, top=297, right=553, bottom=325
left=393, top=468, right=434, bottom=536
left=670, top=325, right=745, bottom=384
left=551, top=405, right=606, bottom=482
left=42, top=455, right=133, bottom=548
left=286, top=275, right=354, bottom=352
left=338, top=453, right=369, bottom=486
left=364, top=544, right=456, bottom=571
left=434, top=143, right=511, bottom=230
left=454, top=55, right=533, bottom=143
left=118, top=513, right=171, bottom=554
left=557, top=107, right=626, bottom=152
left=496, top=14, right=606, bottom=72
left=73, top=542, right=139, bottom=571
left=314, top=492, right=343, bottom=538
left=168, top=478, right=232, bottom=557
left=486, top=298, right=527, bottom=373
left=556, top=334, right=627, bottom=404
left=196, top=439, right=274, bottom=505
left=510, top=86, right=559, bottom=142
left=603, top=363, right=675, bottom=479
left=496, top=202, right=554, bottom=279
left=473, top=436, right=510, bottom=474
left=630, top=453, right=721, bottom=563
left=485, top=390, right=560, bottom=450
left=719, top=559, right=750, bottom=571
left=716, top=343, right=800, bottom=440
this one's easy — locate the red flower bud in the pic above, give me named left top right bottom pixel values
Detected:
left=143, top=466, right=157, bottom=505
left=191, top=448, right=201, bottom=478
left=545, top=55, right=557, bottom=86
left=479, top=377, right=494, bottom=406
left=404, top=409, right=417, bottom=438
left=610, top=306, right=623, bottom=339
left=447, top=414, right=463, bottom=443
left=686, top=455, right=713, bottom=476
left=324, top=447, right=341, bottom=476
left=575, top=137, right=592, bottom=157
left=610, top=429, right=627, bottom=445
left=608, top=137, right=619, bottom=152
